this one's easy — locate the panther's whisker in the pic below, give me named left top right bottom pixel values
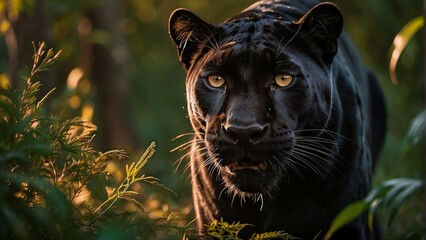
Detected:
left=295, top=128, right=352, bottom=141
left=205, top=157, right=221, bottom=180
left=240, top=195, right=246, bottom=208
left=173, top=141, right=203, bottom=161
left=275, top=152, right=305, bottom=180
left=171, top=138, right=203, bottom=153
left=295, top=136, right=337, bottom=144
left=272, top=155, right=287, bottom=170
left=189, top=150, right=211, bottom=183
left=296, top=138, right=341, bottom=152
left=231, top=191, right=238, bottom=208
left=289, top=154, right=320, bottom=173
left=292, top=145, right=336, bottom=165
left=291, top=148, right=335, bottom=176
left=295, top=140, right=335, bottom=155
left=286, top=149, right=327, bottom=176
left=172, top=139, right=205, bottom=174
left=295, top=140, right=331, bottom=153
left=174, top=151, right=191, bottom=173
left=172, top=132, right=198, bottom=141
left=294, top=143, right=346, bottom=166
left=218, top=185, right=227, bottom=200
left=295, top=140, right=346, bottom=164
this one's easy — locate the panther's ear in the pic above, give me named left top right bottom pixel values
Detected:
left=293, top=2, right=343, bottom=62
left=168, top=9, right=216, bottom=69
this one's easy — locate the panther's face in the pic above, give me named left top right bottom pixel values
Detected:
left=169, top=3, right=344, bottom=198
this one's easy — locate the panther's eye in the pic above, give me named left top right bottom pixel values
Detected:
left=274, top=73, right=294, bottom=88
left=208, top=74, right=225, bottom=88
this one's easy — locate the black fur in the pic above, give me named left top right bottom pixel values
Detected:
left=168, top=1, right=386, bottom=239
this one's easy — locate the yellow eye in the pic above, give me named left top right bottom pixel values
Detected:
left=208, top=74, right=225, bottom=88
left=274, top=73, right=294, bottom=88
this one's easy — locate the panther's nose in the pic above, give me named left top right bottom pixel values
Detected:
left=223, top=124, right=268, bottom=145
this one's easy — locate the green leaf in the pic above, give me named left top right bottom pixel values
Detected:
left=326, top=178, right=423, bottom=239
left=367, top=199, right=382, bottom=236
left=403, top=110, right=425, bottom=147
left=118, top=196, right=144, bottom=210
left=389, top=15, right=424, bottom=84
left=386, top=179, right=422, bottom=226
left=324, top=200, right=369, bottom=240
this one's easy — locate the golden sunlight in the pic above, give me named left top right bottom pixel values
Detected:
left=67, top=67, right=84, bottom=90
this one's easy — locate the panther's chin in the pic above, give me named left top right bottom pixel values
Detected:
left=219, top=161, right=281, bottom=196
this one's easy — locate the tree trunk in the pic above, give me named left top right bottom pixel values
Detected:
left=86, top=0, right=137, bottom=151
left=6, top=0, right=53, bottom=92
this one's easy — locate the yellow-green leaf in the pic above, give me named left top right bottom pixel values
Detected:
left=323, top=200, right=369, bottom=240
left=389, top=16, right=424, bottom=84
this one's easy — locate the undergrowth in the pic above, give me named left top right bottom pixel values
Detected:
left=206, top=218, right=297, bottom=240
left=0, top=42, right=193, bottom=239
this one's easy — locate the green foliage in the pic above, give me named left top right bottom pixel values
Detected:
left=206, top=218, right=297, bottom=240
left=0, top=42, right=75, bottom=239
left=324, top=178, right=423, bottom=240
left=0, top=43, right=190, bottom=239
left=403, top=110, right=425, bottom=147
left=91, top=142, right=176, bottom=224
left=207, top=218, right=249, bottom=239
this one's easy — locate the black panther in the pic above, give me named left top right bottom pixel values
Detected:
left=168, top=1, right=386, bottom=239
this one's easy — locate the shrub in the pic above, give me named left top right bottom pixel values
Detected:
left=0, top=42, right=191, bottom=239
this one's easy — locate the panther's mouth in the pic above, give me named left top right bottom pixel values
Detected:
left=225, top=161, right=267, bottom=172
left=219, top=159, right=274, bottom=195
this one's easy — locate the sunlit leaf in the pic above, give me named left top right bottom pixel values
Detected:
left=368, top=199, right=382, bottom=237
left=119, top=196, right=144, bottom=209
left=389, top=16, right=424, bottom=84
left=324, top=200, right=369, bottom=240
left=92, top=142, right=177, bottom=224
left=167, top=211, right=179, bottom=222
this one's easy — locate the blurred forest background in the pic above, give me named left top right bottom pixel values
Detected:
left=0, top=0, right=424, bottom=239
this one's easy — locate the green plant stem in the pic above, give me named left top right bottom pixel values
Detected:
left=89, top=142, right=156, bottom=225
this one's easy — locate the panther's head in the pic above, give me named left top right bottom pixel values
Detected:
left=168, top=3, right=344, bottom=198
